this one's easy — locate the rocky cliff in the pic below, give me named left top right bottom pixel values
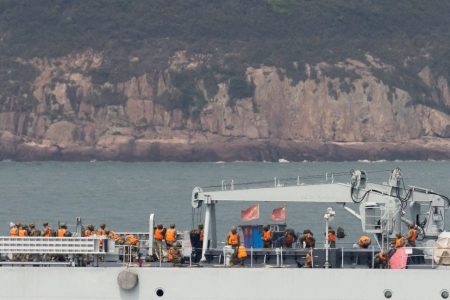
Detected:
left=0, top=1, right=449, bottom=161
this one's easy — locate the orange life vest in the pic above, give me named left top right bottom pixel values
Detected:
left=57, top=228, right=67, bottom=237
left=9, top=227, right=18, bottom=236
left=43, top=227, right=52, bottom=237
left=154, top=229, right=164, bottom=241
left=109, top=230, right=120, bottom=241
left=167, top=248, right=179, bottom=262
left=18, top=229, right=27, bottom=237
left=359, top=236, right=371, bottom=245
left=165, top=229, right=176, bottom=243
left=237, top=246, right=247, bottom=259
left=125, top=234, right=138, bottom=245
left=262, top=231, right=272, bottom=241
left=227, top=232, right=239, bottom=246
left=328, top=231, right=336, bottom=242
left=408, top=229, right=417, bottom=242
left=395, top=237, right=405, bottom=247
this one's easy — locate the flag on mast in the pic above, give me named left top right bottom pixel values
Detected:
left=241, top=204, right=260, bottom=221
left=271, top=206, right=286, bottom=222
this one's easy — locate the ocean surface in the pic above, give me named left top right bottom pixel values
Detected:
left=1, top=160, right=449, bottom=245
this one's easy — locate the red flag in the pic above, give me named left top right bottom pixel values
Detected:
left=241, top=204, right=259, bottom=221
left=271, top=206, right=286, bottom=222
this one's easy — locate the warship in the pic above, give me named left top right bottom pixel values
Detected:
left=1, top=168, right=450, bottom=300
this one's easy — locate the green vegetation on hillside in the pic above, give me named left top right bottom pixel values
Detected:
left=1, top=0, right=450, bottom=112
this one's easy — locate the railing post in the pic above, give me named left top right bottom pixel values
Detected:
left=280, top=247, right=283, bottom=267
left=341, top=248, right=344, bottom=268
left=250, top=247, right=253, bottom=268
left=372, top=246, right=375, bottom=269
left=311, top=248, right=314, bottom=268
left=432, top=247, right=434, bottom=269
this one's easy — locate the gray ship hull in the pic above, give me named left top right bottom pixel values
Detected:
left=0, top=267, right=448, bottom=300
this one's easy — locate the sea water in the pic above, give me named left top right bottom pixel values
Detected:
left=0, top=160, right=449, bottom=245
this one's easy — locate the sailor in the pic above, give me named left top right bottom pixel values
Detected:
left=189, top=227, right=202, bottom=263
left=261, top=225, right=273, bottom=248
left=327, top=227, right=336, bottom=248
left=154, top=224, right=165, bottom=260
left=231, top=244, right=247, bottom=266
left=227, top=226, right=240, bottom=247
left=125, top=234, right=138, bottom=246
left=96, top=224, right=107, bottom=236
left=108, top=230, right=121, bottom=242
left=357, top=235, right=371, bottom=249
left=83, top=225, right=94, bottom=237
left=374, top=251, right=388, bottom=268
left=167, top=242, right=183, bottom=266
left=9, top=222, right=18, bottom=236
left=300, top=230, right=315, bottom=248
left=57, top=224, right=71, bottom=237
left=18, top=224, right=28, bottom=237
left=165, top=224, right=177, bottom=247
left=394, top=233, right=406, bottom=248
left=283, top=229, right=296, bottom=248
left=406, top=224, right=417, bottom=247
left=29, top=224, right=41, bottom=236
left=42, top=222, right=53, bottom=237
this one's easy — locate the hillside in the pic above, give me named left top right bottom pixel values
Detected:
left=0, top=0, right=449, bottom=161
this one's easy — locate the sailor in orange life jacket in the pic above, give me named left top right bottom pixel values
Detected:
left=165, top=224, right=177, bottom=247
left=18, top=224, right=28, bottom=237
left=261, top=226, right=273, bottom=248
left=9, top=222, right=18, bottom=236
left=57, top=223, right=71, bottom=237
left=167, top=242, right=183, bottom=266
left=154, top=224, right=165, bottom=260
left=125, top=234, right=138, bottom=246
left=357, top=235, right=371, bottom=249
left=327, top=227, right=336, bottom=248
left=231, top=244, right=247, bottom=266
left=42, top=222, right=53, bottom=237
left=227, top=226, right=240, bottom=248
left=406, top=224, right=417, bottom=247
left=108, top=230, right=121, bottom=242
left=394, top=233, right=406, bottom=248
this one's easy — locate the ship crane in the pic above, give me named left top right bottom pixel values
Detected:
left=192, top=168, right=449, bottom=260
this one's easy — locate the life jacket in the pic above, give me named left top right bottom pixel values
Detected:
left=167, top=248, right=179, bottom=262
left=57, top=228, right=67, bottom=237
left=125, top=234, right=138, bottom=246
left=359, top=236, right=371, bottom=245
left=262, top=231, right=272, bottom=241
left=395, top=237, right=405, bottom=248
left=18, top=229, right=27, bottom=237
left=408, top=229, right=417, bottom=242
left=43, top=227, right=52, bottom=237
left=237, top=246, right=247, bottom=259
left=83, top=229, right=92, bottom=237
left=166, top=229, right=176, bottom=243
left=199, top=229, right=204, bottom=241
left=227, top=232, right=239, bottom=246
left=328, top=231, right=336, bottom=242
left=154, top=229, right=164, bottom=241
left=109, top=230, right=120, bottom=241
left=9, top=227, right=18, bottom=236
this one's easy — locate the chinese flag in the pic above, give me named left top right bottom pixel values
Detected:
left=271, top=206, right=286, bottom=222
left=241, top=204, right=260, bottom=221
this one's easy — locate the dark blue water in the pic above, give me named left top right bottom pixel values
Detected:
left=1, top=161, right=449, bottom=245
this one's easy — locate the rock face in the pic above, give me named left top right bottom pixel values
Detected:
left=0, top=50, right=449, bottom=161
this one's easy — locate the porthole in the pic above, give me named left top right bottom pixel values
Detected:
left=384, top=289, right=392, bottom=299
left=156, top=288, right=164, bottom=297
left=441, top=290, right=449, bottom=299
